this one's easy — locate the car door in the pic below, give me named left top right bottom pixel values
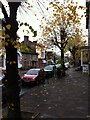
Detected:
left=38, top=70, right=43, bottom=80
left=39, top=69, right=45, bottom=83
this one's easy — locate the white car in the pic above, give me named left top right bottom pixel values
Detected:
left=65, top=62, right=70, bottom=69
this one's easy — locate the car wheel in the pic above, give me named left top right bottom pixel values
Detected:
left=41, top=79, right=45, bottom=84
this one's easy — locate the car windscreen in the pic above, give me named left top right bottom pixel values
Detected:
left=44, top=66, right=53, bottom=70
left=26, top=69, right=39, bottom=75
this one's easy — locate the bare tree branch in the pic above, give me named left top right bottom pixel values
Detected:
left=0, top=1, right=9, bottom=21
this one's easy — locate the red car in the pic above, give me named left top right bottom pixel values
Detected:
left=21, top=68, right=45, bottom=86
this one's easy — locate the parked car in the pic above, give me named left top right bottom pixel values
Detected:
left=65, top=62, right=70, bottom=69
left=55, top=64, right=61, bottom=69
left=21, top=68, right=45, bottom=86
left=44, top=65, right=56, bottom=78
left=56, top=62, right=70, bottom=70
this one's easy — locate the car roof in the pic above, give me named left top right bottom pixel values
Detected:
left=44, top=65, right=54, bottom=68
left=29, top=68, right=41, bottom=70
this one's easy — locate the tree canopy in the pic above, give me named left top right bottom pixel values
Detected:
left=39, top=0, right=86, bottom=51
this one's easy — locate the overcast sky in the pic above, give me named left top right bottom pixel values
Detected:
left=0, top=0, right=87, bottom=43
left=16, top=0, right=87, bottom=42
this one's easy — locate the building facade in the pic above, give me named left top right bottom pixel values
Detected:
left=80, top=1, right=90, bottom=74
left=86, top=0, right=90, bottom=74
left=21, top=36, right=38, bottom=69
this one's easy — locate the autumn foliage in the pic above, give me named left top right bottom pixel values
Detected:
left=39, top=0, right=86, bottom=68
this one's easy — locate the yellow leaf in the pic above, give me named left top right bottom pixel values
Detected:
left=10, top=61, right=12, bottom=64
left=13, top=61, right=16, bottom=64
left=14, top=45, right=17, bottom=48
left=12, top=108, right=14, bottom=110
left=5, top=42, right=8, bottom=46
left=5, top=79, right=7, bottom=82
left=47, top=28, right=51, bottom=31
left=6, top=24, right=11, bottom=30
left=11, top=104, right=14, bottom=106
left=5, top=34, right=10, bottom=38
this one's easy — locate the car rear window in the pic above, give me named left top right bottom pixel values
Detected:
left=44, top=66, right=53, bottom=70
left=26, top=69, right=39, bottom=75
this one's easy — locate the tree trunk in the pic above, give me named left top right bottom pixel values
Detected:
left=6, top=45, right=21, bottom=119
left=69, top=46, right=76, bottom=67
left=61, top=44, right=65, bottom=76
left=61, top=28, right=65, bottom=76
left=2, top=2, right=21, bottom=119
left=72, top=53, right=76, bottom=67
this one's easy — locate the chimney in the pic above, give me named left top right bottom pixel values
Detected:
left=33, top=41, right=37, bottom=47
left=24, top=36, right=29, bottom=44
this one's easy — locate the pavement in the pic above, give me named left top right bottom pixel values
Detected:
left=19, top=67, right=89, bottom=119
left=1, top=67, right=90, bottom=119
